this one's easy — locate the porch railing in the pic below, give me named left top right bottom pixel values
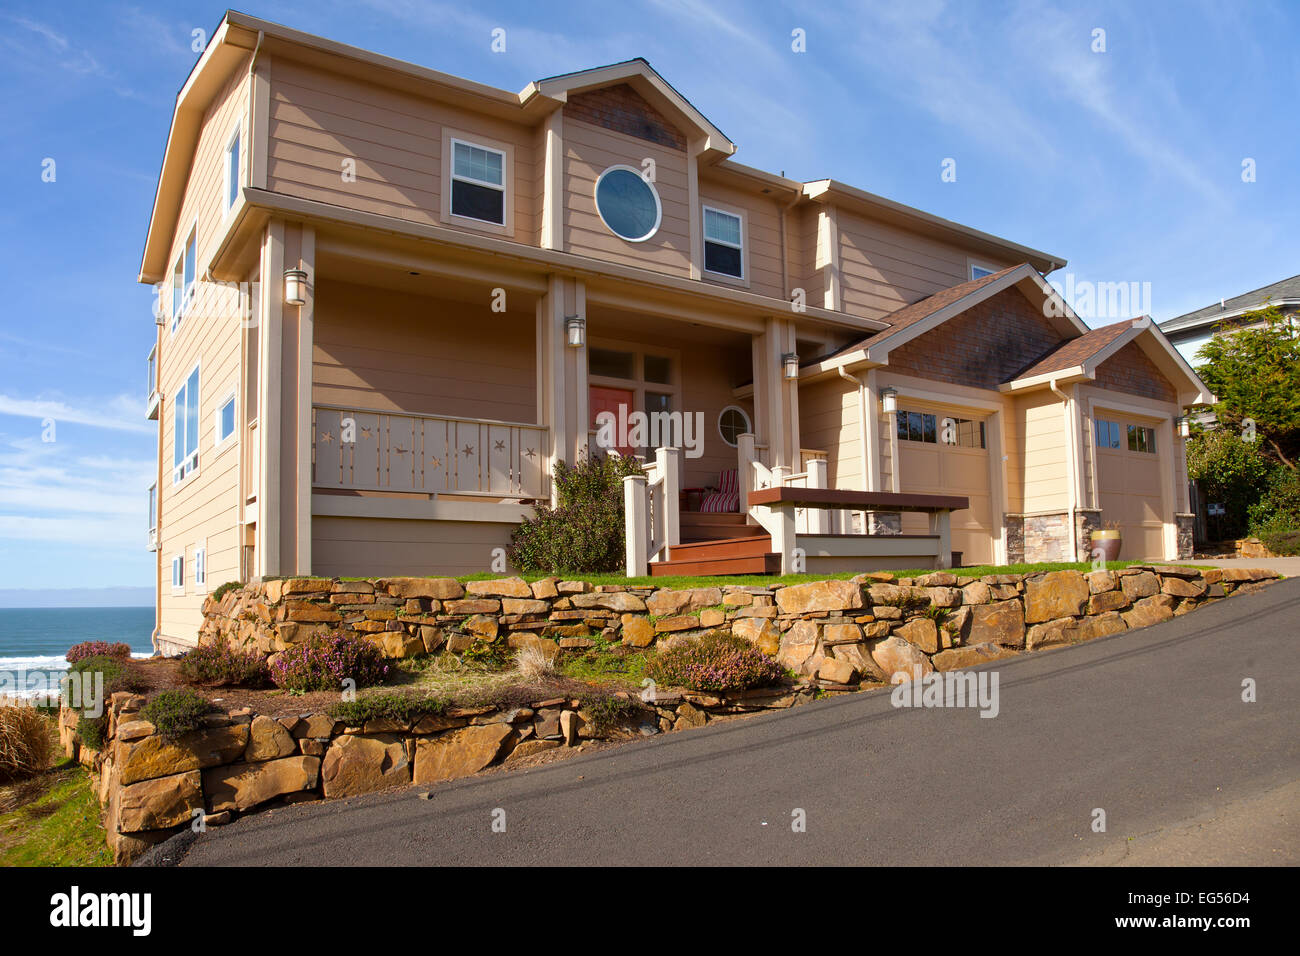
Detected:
left=312, top=404, right=550, bottom=500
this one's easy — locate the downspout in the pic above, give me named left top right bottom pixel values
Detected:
left=1049, top=378, right=1078, bottom=560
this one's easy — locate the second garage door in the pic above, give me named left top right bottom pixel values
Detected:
left=896, top=409, right=995, bottom=565
left=1094, top=415, right=1166, bottom=560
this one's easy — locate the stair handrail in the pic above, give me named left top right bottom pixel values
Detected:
left=624, top=446, right=681, bottom=576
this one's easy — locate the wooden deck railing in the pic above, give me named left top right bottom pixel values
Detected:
left=312, top=404, right=549, bottom=500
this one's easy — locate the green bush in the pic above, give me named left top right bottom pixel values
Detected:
left=1187, top=430, right=1274, bottom=539
left=646, top=631, right=785, bottom=693
left=508, top=453, right=646, bottom=574
left=211, top=581, right=242, bottom=602
left=327, top=692, right=450, bottom=726
left=578, top=691, right=646, bottom=733
left=269, top=632, right=390, bottom=692
left=67, top=655, right=146, bottom=698
left=141, top=689, right=212, bottom=741
left=75, top=714, right=107, bottom=751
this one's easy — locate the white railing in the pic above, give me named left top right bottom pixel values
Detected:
left=312, top=404, right=550, bottom=500
left=624, top=446, right=681, bottom=576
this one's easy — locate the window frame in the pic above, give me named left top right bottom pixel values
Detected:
left=171, top=553, right=185, bottom=593
left=593, top=165, right=663, bottom=244
left=586, top=338, right=682, bottom=449
left=967, top=258, right=1000, bottom=281
left=223, top=124, right=242, bottom=217
left=441, top=131, right=512, bottom=235
left=214, top=388, right=237, bottom=452
left=193, top=540, right=207, bottom=591
left=717, top=405, right=752, bottom=448
left=173, top=360, right=201, bottom=486
left=701, top=203, right=747, bottom=283
left=171, top=221, right=198, bottom=334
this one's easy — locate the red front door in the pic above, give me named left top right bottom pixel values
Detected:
left=590, top=386, right=635, bottom=456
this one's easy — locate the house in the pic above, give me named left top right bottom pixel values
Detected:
left=1159, top=273, right=1300, bottom=367
left=140, top=12, right=1211, bottom=652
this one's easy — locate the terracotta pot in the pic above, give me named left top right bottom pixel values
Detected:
left=1090, top=529, right=1122, bottom=562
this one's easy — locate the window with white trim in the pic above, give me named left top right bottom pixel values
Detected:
left=717, top=405, right=751, bottom=447
left=1094, top=418, right=1121, bottom=449
left=224, top=128, right=241, bottom=214
left=173, top=363, right=200, bottom=484
left=449, top=139, right=506, bottom=225
left=897, top=409, right=986, bottom=448
left=703, top=206, right=744, bottom=278
left=1127, top=424, right=1157, bottom=454
left=171, top=224, right=197, bottom=332
left=970, top=264, right=996, bottom=280
left=171, top=553, right=184, bottom=592
left=215, top=390, right=236, bottom=448
left=194, top=542, right=206, bottom=589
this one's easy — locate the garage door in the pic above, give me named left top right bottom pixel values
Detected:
left=1094, top=416, right=1165, bottom=560
left=897, top=410, right=994, bottom=565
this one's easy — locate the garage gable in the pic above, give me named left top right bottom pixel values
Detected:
left=1093, top=342, right=1178, bottom=402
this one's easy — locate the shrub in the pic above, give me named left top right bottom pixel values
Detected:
left=76, top=714, right=107, bottom=751
left=646, top=632, right=785, bottom=693
left=67, top=655, right=146, bottom=698
left=0, top=706, right=54, bottom=781
left=211, top=581, right=242, bottom=602
left=458, top=638, right=510, bottom=671
left=65, top=641, right=132, bottom=665
left=270, top=632, right=390, bottom=693
left=507, top=453, right=645, bottom=574
left=514, top=643, right=555, bottom=680
left=578, top=691, right=646, bottom=733
left=1187, top=430, right=1274, bottom=539
left=178, top=640, right=270, bottom=687
left=141, top=689, right=212, bottom=741
left=327, top=692, right=449, bottom=726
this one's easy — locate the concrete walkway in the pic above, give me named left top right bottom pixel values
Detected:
left=1154, top=556, right=1299, bottom=577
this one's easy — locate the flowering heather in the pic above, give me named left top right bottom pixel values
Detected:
left=646, top=632, right=784, bottom=693
left=270, top=632, right=390, bottom=692
left=66, top=641, right=133, bottom=664
left=179, top=640, right=270, bottom=687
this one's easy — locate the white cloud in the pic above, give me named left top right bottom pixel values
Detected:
left=0, top=394, right=153, bottom=434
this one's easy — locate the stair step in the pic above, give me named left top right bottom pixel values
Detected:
left=668, top=535, right=773, bottom=560
left=650, top=553, right=782, bottom=577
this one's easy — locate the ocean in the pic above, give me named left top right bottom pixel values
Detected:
left=0, top=606, right=156, bottom=701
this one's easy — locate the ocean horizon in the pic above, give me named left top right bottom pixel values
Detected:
left=0, top=606, right=156, bottom=699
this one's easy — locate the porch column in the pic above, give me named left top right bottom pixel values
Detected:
left=539, top=275, right=587, bottom=499
left=754, top=316, right=800, bottom=471
left=255, top=220, right=314, bottom=576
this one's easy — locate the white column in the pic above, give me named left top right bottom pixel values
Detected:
left=624, top=474, right=648, bottom=577
left=656, top=446, right=681, bottom=550
left=929, top=511, right=952, bottom=569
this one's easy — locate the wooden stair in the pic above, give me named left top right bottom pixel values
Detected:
left=652, top=513, right=779, bottom=576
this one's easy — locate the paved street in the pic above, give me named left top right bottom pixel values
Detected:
left=175, top=578, right=1300, bottom=867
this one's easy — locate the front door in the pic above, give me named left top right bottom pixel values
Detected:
left=590, top=385, right=635, bottom=456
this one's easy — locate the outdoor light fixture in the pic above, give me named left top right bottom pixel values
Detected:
left=782, top=352, right=799, bottom=380
left=565, top=314, right=585, bottom=348
left=283, top=268, right=307, bottom=306
left=880, top=386, right=898, bottom=415
left=1177, top=415, right=1191, bottom=439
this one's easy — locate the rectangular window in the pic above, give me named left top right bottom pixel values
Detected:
left=224, top=129, right=241, bottom=213
left=897, top=409, right=985, bottom=447
left=589, top=348, right=636, bottom=380
left=899, top=409, right=938, bottom=443
left=172, top=255, right=184, bottom=323
left=171, top=224, right=197, bottom=332
left=1095, top=418, right=1121, bottom=449
left=450, top=139, right=505, bottom=225
left=1127, top=424, right=1157, bottom=454
left=970, top=262, right=997, bottom=280
left=703, top=206, right=744, bottom=278
left=171, top=554, right=184, bottom=591
left=173, top=364, right=200, bottom=484
left=194, top=543, right=206, bottom=589
left=215, top=391, right=236, bottom=447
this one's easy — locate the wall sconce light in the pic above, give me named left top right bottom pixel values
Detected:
left=565, top=315, right=585, bottom=348
left=283, top=268, right=308, bottom=306
left=880, top=386, right=898, bottom=415
left=781, top=352, right=799, bottom=380
left=1177, top=415, right=1191, bottom=439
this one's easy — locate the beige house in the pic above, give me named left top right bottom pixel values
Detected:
left=140, top=12, right=1210, bottom=651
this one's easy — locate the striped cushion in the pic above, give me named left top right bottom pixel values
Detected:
left=699, top=469, right=739, bottom=513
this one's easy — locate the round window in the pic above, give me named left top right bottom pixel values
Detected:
left=717, top=405, right=752, bottom=447
left=594, top=166, right=662, bottom=242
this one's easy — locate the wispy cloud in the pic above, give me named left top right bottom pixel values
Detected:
left=0, top=394, right=152, bottom=434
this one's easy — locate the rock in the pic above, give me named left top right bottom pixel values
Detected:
left=1078, top=611, right=1127, bottom=641
left=1122, top=594, right=1177, bottom=628
left=830, top=642, right=887, bottom=681
left=412, top=714, right=468, bottom=734
left=502, top=598, right=550, bottom=615
left=284, top=601, right=340, bottom=624
left=116, top=724, right=250, bottom=785
left=379, top=631, right=424, bottom=658
left=505, top=739, right=561, bottom=763
left=932, top=642, right=1019, bottom=671
left=1120, top=571, right=1160, bottom=600
left=1161, top=577, right=1208, bottom=598
left=115, top=720, right=155, bottom=742
left=620, top=616, right=656, bottom=648
left=413, top=724, right=514, bottom=784
left=445, top=633, right=474, bottom=653
left=775, top=580, right=865, bottom=614
left=203, top=756, right=321, bottom=813
left=530, top=578, right=560, bottom=600
left=700, top=609, right=726, bottom=628
left=732, top=617, right=781, bottom=655
left=817, top=657, right=857, bottom=684
left=464, top=614, right=499, bottom=640
left=913, top=572, right=958, bottom=588
left=419, top=626, right=445, bottom=653
left=572, top=591, right=647, bottom=612
left=821, top=623, right=862, bottom=645
left=383, top=577, right=464, bottom=600
left=961, top=581, right=992, bottom=605
left=967, top=600, right=1025, bottom=646
left=1088, top=590, right=1130, bottom=614
left=117, top=770, right=203, bottom=833
left=444, top=599, right=501, bottom=615
left=1085, top=570, right=1118, bottom=593
left=465, top=577, right=533, bottom=598
left=673, top=702, right=708, bottom=730
left=1023, top=571, right=1089, bottom=623
left=895, top=618, right=940, bottom=654
left=283, top=577, right=333, bottom=595
left=291, top=714, right=338, bottom=739
left=506, top=633, right=560, bottom=663
left=1025, top=616, right=1079, bottom=650
left=321, top=734, right=411, bottom=798
left=654, top=614, right=698, bottom=633
left=776, top=621, right=822, bottom=675
left=560, top=710, right=584, bottom=745
left=869, top=636, right=933, bottom=681
left=533, top=708, right=561, bottom=738
left=925, top=587, right=962, bottom=608
left=646, top=587, right=723, bottom=617
left=245, top=715, right=297, bottom=762
left=866, top=584, right=925, bottom=607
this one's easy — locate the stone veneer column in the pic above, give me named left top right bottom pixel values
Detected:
left=1175, top=514, right=1195, bottom=559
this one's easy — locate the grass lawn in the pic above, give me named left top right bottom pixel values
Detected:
left=0, top=759, right=112, bottom=867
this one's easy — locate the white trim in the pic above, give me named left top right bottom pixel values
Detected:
left=446, top=135, right=508, bottom=228
left=702, top=203, right=746, bottom=282
left=222, top=123, right=242, bottom=218
left=170, top=219, right=199, bottom=335
left=593, top=165, right=663, bottom=243
left=717, top=404, right=752, bottom=448
left=214, top=387, right=237, bottom=451
left=312, top=492, right=536, bottom=523
left=172, top=359, right=201, bottom=485
left=193, top=539, right=207, bottom=591
left=171, top=552, right=185, bottom=593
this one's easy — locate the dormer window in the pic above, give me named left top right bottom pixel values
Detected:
left=450, top=139, right=506, bottom=225
left=703, top=206, right=744, bottom=278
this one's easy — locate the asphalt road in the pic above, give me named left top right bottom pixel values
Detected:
left=176, top=578, right=1300, bottom=866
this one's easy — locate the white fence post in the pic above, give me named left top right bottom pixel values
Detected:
left=807, top=458, right=828, bottom=534
left=737, top=432, right=756, bottom=524
left=657, top=446, right=681, bottom=551
left=929, top=509, right=952, bottom=569
left=624, top=474, right=648, bottom=577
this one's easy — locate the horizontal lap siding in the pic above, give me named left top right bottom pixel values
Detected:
left=267, top=59, right=536, bottom=242
left=678, top=341, right=753, bottom=490
left=562, top=118, right=690, bottom=275
left=312, top=516, right=517, bottom=577
left=698, top=178, right=785, bottom=299
left=837, top=209, right=1015, bottom=320
left=159, top=60, right=251, bottom=646
left=1016, top=393, right=1068, bottom=514
left=312, top=280, right=536, bottom=425
left=799, top=378, right=862, bottom=490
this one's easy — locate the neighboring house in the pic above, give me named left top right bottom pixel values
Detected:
left=139, top=12, right=1211, bottom=651
left=1159, top=274, right=1300, bottom=367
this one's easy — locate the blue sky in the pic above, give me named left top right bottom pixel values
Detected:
left=0, top=0, right=1295, bottom=591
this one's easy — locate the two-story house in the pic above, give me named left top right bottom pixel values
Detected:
left=140, top=12, right=1210, bottom=652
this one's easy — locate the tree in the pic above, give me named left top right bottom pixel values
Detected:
left=1196, top=305, right=1300, bottom=470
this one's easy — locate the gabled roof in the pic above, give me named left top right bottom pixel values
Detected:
left=1159, top=273, right=1300, bottom=334
left=1009, top=321, right=1132, bottom=379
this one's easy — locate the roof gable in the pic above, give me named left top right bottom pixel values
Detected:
left=565, top=83, right=687, bottom=150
